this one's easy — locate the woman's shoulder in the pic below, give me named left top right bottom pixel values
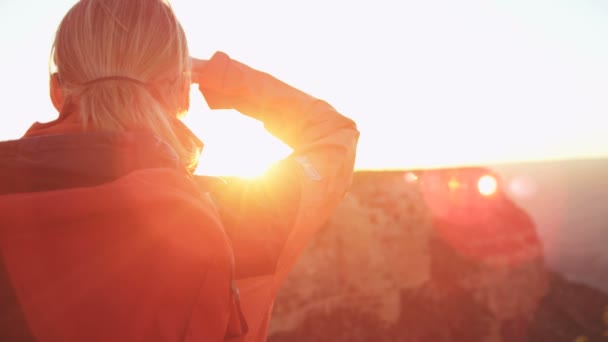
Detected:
left=0, top=132, right=182, bottom=195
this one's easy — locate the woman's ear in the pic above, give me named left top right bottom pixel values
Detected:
left=49, top=73, right=63, bottom=112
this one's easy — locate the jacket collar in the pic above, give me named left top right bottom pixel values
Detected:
left=0, top=131, right=185, bottom=195
left=23, top=109, right=205, bottom=171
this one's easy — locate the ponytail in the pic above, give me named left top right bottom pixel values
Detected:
left=50, top=0, right=198, bottom=170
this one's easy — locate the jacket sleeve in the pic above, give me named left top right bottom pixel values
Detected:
left=195, top=52, right=359, bottom=283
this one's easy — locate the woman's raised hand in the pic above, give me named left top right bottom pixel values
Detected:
left=189, top=57, right=208, bottom=84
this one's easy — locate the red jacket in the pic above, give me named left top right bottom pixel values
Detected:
left=0, top=132, right=246, bottom=341
left=0, top=52, right=359, bottom=341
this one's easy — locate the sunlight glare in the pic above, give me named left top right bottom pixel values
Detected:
left=185, top=87, right=293, bottom=178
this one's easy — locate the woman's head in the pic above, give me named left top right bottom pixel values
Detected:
left=51, top=0, right=198, bottom=169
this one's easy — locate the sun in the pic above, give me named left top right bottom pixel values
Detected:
left=184, top=101, right=293, bottom=178
left=194, top=131, right=292, bottom=178
left=196, top=140, right=290, bottom=179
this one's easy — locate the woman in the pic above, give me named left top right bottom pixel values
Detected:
left=0, top=0, right=359, bottom=341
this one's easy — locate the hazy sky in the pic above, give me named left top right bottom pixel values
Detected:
left=1, top=0, right=607, bottom=175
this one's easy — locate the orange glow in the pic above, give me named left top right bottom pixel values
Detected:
left=478, top=175, right=498, bottom=196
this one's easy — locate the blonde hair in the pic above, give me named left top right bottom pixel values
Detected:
left=51, top=0, right=199, bottom=170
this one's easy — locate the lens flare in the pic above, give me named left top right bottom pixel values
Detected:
left=448, top=178, right=461, bottom=190
left=404, top=172, right=418, bottom=183
left=508, top=176, right=537, bottom=198
left=478, top=175, right=497, bottom=196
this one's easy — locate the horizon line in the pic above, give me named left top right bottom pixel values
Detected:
left=353, top=154, right=608, bottom=172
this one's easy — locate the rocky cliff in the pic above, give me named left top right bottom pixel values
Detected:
left=267, top=170, right=608, bottom=341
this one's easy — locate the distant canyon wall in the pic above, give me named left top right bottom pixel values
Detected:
left=268, top=170, right=607, bottom=342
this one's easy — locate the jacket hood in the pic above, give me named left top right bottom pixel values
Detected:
left=0, top=132, right=184, bottom=195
